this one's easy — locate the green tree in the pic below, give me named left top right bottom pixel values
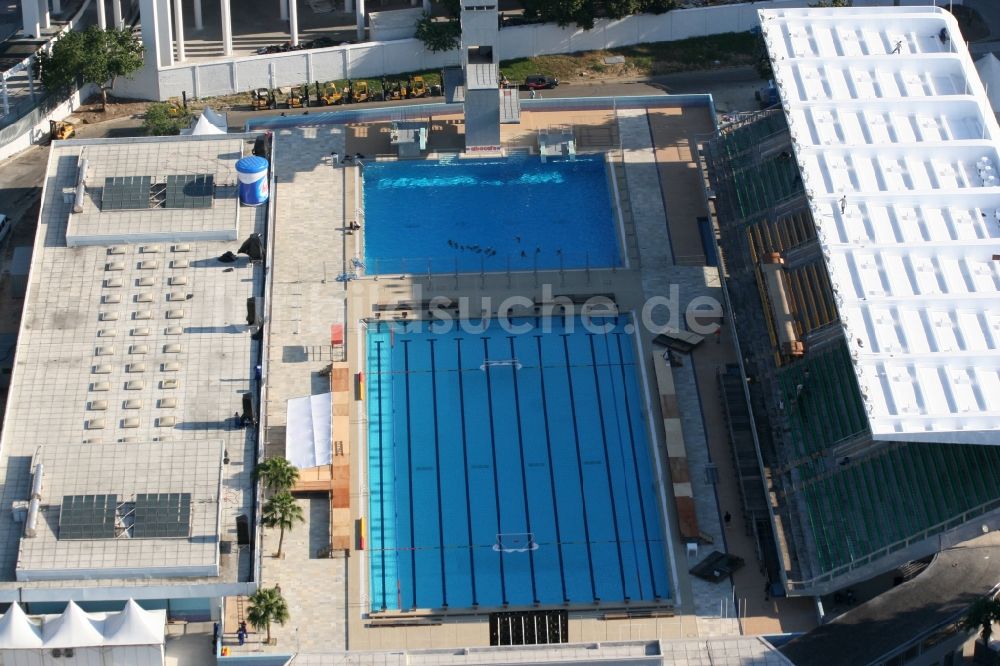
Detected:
left=605, top=0, right=639, bottom=19
left=142, top=102, right=190, bottom=136
left=262, top=491, right=304, bottom=558
left=523, top=0, right=596, bottom=30
left=255, top=456, right=299, bottom=494
left=415, top=14, right=461, bottom=52
left=638, top=0, right=675, bottom=14
left=962, top=597, right=1000, bottom=647
left=246, top=586, right=289, bottom=645
left=37, top=26, right=144, bottom=109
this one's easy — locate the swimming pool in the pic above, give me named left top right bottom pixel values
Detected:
left=366, top=316, right=670, bottom=611
left=362, top=155, right=621, bottom=274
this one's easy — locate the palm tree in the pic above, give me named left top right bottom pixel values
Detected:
left=262, top=491, right=304, bottom=558
left=255, top=456, right=299, bottom=494
left=246, top=586, right=289, bottom=645
left=962, top=596, right=1000, bottom=653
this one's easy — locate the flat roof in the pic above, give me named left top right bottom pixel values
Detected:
left=760, top=6, right=1000, bottom=444
left=0, top=134, right=265, bottom=600
left=16, top=441, right=222, bottom=581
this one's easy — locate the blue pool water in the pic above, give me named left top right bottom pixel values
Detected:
left=362, top=155, right=620, bottom=274
left=366, top=316, right=670, bottom=611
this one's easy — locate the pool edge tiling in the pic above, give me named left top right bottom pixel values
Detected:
left=362, top=155, right=621, bottom=275
left=365, top=316, right=670, bottom=612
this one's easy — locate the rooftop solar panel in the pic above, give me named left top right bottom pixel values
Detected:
left=58, top=494, right=118, bottom=540
left=165, top=174, right=214, bottom=209
left=102, top=176, right=151, bottom=211
left=133, top=492, right=192, bottom=538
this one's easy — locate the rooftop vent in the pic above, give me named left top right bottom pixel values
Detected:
left=168, top=276, right=188, bottom=286
left=103, top=278, right=123, bottom=288
left=136, top=277, right=155, bottom=287
left=158, top=398, right=177, bottom=408
left=92, top=364, right=112, bottom=374
left=97, top=328, right=117, bottom=338
left=166, top=292, right=188, bottom=302
left=101, top=294, right=122, bottom=305
left=133, top=311, right=152, bottom=320
left=165, top=310, right=185, bottom=320
left=163, top=344, right=182, bottom=354
left=156, top=416, right=177, bottom=428
left=123, top=399, right=142, bottom=410
left=135, top=292, right=153, bottom=303
left=125, top=380, right=145, bottom=390
left=107, top=246, right=126, bottom=255
left=161, top=362, right=180, bottom=372
left=161, top=379, right=179, bottom=389
left=129, top=344, right=149, bottom=355
left=86, top=418, right=105, bottom=430
left=127, top=362, right=146, bottom=373
left=90, top=381, right=110, bottom=392
left=105, top=262, right=125, bottom=272
left=171, top=260, right=190, bottom=269
left=95, top=346, right=115, bottom=356
left=138, top=260, right=159, bottom=270
left=165, top=326, right=183, bottom=335
left=99, top=311, right=119, bottom=322
left=132, top=327, right=150, bottom=336
left=122, top=418, right=140, bottom=429
left=141, top=245, right=161, bottom=253
left=172, top=244, right=191, bottom=253
left=88, top=400, right=108, bottom=411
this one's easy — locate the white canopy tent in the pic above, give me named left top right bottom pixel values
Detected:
left=0, top=600, right=165, bottom=666
left=285, top=393, right=332, bottom=468
left=182, top=107, right=228, bottom=135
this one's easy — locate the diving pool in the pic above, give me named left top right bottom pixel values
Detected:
left=366, top=316, right=670, bottom=611
left=362, top=155, right=620, bottom=274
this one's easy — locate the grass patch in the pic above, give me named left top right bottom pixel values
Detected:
left=498, top=31, right=758, bottom=83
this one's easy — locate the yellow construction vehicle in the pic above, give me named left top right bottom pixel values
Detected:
left=250, top=88, right=276, bottom=110
left=315, top=81, right=344, bottom=106
left=49, top=119, right=75, bottom=141
left=381, top=78, right=404, bottom=101
left=408, top=75, right=428, bottom=98
left=283, top=84, right=310, bottom=109
left=347, top=79, right=370, bottom=104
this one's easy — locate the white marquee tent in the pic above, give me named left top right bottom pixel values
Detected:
left=0, top=600, right=165, bottom=666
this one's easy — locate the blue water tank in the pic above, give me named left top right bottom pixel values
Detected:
left=235, top=155, right=270, bottom=206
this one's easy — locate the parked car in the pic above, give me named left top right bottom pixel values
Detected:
left=524, top=74, right=558, bottom=90
left=0, top=214, right=11, bottom=246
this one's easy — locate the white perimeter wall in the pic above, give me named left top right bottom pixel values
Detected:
left=134, top=0, right=960, bottom=101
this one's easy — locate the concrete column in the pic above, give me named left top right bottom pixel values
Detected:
left=279, top=0, right=287, bottom=21
left=193, top=0, right=202, bottom=29
left=27, top=66, right=36, bottom=99
left=355, top=0, right=363, bottom=42
left=52, top=0, right=61, bottom=15
left=220, top=0, right=232, bottom=56
left=21, top=0, right=41, bottom=38
left=97, top=0, right=107, bottom=29
left=288, top=0, right=298, bottom=46
left=39, top=0, right=50, bottom=30
left=112, top=0, right=122, bottom=27
left=173, top=0, right=185, bottom=61
left=156, top=0, right=174, bottom=66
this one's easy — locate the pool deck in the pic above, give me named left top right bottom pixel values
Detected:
left=242, top=102, right=817, bottom=657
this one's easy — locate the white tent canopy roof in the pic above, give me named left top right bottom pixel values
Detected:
left=0, top=599, right=165, bottom=650
left=760, top=6, right=1000, bottom=444
left=102, top=599, right=165, bottom=646
left=41, top=601, right=104, bottom=648
left=286, top=393, right=332, bottom=468
left=0, top=603, right=42, bottom=648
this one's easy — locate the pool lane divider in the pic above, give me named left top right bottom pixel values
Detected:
left=455, top=340, right=479, bottom=607
left=535, top=335, right=569, bottom=604
left=428, top=340, right=448, bottom=608
left=587, top=334, right=629, bottom=602
left=614, top=332, right=660, bottom=600
left=507, top=335, right=539, bottom=605
left=482, top=337, right=509, bottom=606
left=561, top=334, right=599, bottom=603
left=403, top=340, right=418, bottom=609
left=375, top=336, right=389, bottom=611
